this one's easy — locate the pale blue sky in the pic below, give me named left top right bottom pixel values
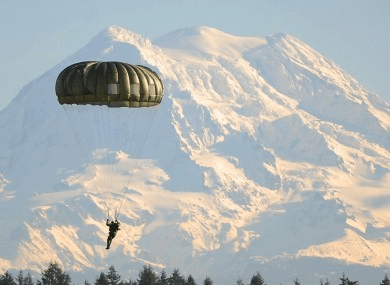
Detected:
left=1, top=0, right=389, bottom=111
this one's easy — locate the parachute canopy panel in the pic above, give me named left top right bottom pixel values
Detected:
left=55, top=61, right=164, bottom=107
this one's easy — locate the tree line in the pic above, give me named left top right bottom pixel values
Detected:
left=0, top=261, right=390, bottom=285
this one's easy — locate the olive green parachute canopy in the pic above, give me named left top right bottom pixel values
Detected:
left=55, top=61, right=164, bottom=107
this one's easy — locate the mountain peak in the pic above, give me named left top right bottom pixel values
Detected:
left=85, top=25, right=147, bottom=48
left=63, top=25, right=162, bottom=68
left=154, top=26, right=267, bottom=58
left=105, top=25, right=144, bottom=43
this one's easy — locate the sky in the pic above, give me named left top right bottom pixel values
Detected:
left=0, top=0, right=389, bottom=111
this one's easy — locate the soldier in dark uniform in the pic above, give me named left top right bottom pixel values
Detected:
left=106, top=219, right=121, bottom=249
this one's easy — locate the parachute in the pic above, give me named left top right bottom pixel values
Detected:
left=55, top=61, right=164, bottom=219
left=55, top=61, right=164, bottom=107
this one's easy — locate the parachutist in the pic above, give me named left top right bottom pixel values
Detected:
left=56, top=62, right=164, bottom=222
left=106, top=219, right=121, bottom=249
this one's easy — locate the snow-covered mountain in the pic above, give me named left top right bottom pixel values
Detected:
left=1, top=25, right=390, bottom=284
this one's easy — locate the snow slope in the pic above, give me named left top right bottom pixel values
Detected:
left=1, top=25, right=390, bottom=284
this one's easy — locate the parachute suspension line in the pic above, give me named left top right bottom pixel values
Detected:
left=111, top=106, right=139, bottom=220
left=108, top=106, right=138, bottom=220
left=64, top=104, right=95, bottom=171
left=76, top=105, right=106, bottom=217
left=88, top=105, right=111, bottom=218
left=107, top=107, right=125, bottom=208
left=101, top=106, right=129, bottom=219
left=115, top=111, right=144, bottom=219
left=106, top=107, right=115, bottom=206
left=115, top=106, right=159, bottom=220
left=64, top=105, right=90, bottom=163
left=63, top=104, right=110, bottom=219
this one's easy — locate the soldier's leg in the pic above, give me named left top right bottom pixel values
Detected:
left=106, top=235, right=112, bottom=249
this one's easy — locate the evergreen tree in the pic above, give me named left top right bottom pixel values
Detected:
left=250, top=272, right=266, bottom=285
left=95, top=272, right=109, bottom=285
left=202, top=277, right=212, bottom=285
left=13, top=271, right=33, bottom=285
left=338, top=273, right=359, bottom=285
left=236, top=278, right=244, bottom=285
left=157, top=270, right=168, bottom=285
left=185, top=275, right=196, bottom=285
left=85, top=281, right=92, bottom=285
left=320, top=279, right=330, bottom=285
left=16, top=271, right=24, bottom=285
left=23, top=273, right=33, bottom=285
left=137, top=265, right=157, bottom=285
left=169, top=269, right=185, bottom=285
left=339, top=273, right=348, bottom=285
left=38, top=261, right=72, bottom=285
left=106, top=266, right=121, bottom=285
left=292, top=278, right=300, bottom=285
left=0, top=271, right=16, bottom=285
left=380, top=274, right=390, bottom=285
